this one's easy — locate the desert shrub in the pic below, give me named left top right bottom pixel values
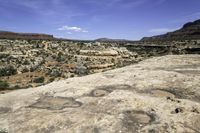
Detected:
left=0, top=66, right=17, bottom=77
left=49, top=69, right=62, bottom=77
left=0, top=54, right=9, bottom=59
left=23, top=60, right=30, bottom=65
left=33, top=76, right=45, bottom=83
left=70, top=74, right=75, bottom=78
left=75, top=65, right=88, bottom=75
left=0, top=80, right=9, bottom=90
left=22, top=67, right=29, bottom=73
left=49, top=77, right=55, bottom=82
left=56, top=52, right=65, bottom=62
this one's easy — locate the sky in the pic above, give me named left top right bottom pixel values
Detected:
left=0, top=0, right=200, bottom=40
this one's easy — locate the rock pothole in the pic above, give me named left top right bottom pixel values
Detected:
left=90, top=89, right=112, bottom=97
left=171, top=107, right=185, bottom=114
left=122, top=110, right=156, bottom=131
left=29, top=96, right=82, bottom=110
left=90, top=84, right=133, bottom=97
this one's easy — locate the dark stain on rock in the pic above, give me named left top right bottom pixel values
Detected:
left=148, top=89, right=176, bottom=98
left=166, top=96, right=181, bottom=103
left=80, top=126, right=100, bottom=133
left=97, top=84, right=133, bottom=91
left=0, top=130, right=8, bottom=133
left=191, top=107, right=200, bottom=114
left=0, top=128, right=8, bottom=133
left=29, top=96, right=82, bottom=110
left=144, top=88, right=200, bottom=103
left=122, top=110, right=156, bottom=132
left=163, top=88, right=200, bottom=103
left=171, top=107, right=185, bottom=114
left=0, top=107, right=11, bottom=114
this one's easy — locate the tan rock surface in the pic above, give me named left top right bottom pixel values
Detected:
left=0, top=55, right=200, bottom=133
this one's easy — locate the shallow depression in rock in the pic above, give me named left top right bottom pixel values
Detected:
left=122, top=110, right=156, bottom=131
left=29, top=96, right=82, bottom=110
left=150, top=89, right=175, bottom=98
left=90, top=89, right=112, bottom=97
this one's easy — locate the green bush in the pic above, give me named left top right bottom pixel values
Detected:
left=0, top=66, right=17, bottom=77
left=0, top=54, right=9, bottom=59
left=33, top=76, right=45, bottom=83
left=23, top=60, right=30, bottom=65
left=0, top=80, right=9, bottom=90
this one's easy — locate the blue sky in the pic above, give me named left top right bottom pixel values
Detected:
left=0, top=0, right=200, bottom=40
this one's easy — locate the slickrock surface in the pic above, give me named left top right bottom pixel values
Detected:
left=0, top=55, right=200, bottom=133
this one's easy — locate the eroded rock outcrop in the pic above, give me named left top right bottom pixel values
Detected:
left=0, top=55, right=200, bottom=133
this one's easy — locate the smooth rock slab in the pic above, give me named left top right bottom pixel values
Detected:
left=0, top=55, right=200, bottom=133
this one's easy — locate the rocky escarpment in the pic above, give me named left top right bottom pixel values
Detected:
left=0, top=55, right=200, bottom=133
left=126, top=43, right=200, bottom=55
left=142, top=19, right=200, bottom=41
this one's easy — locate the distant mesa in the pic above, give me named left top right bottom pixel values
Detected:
left=0, top=31, right=54, bottom=40
left=95, top=38, right=133, bottom=42
left=142, top=19, right=200, bottom=41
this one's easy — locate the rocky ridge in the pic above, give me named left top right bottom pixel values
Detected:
left=142, top=19, right=200, bottom=41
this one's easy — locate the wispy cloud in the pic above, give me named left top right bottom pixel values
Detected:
left=85, top=0, right=166, bottom=9
left=170, top=12, right=200, bottom=24
left=57, top=26, right=88, bottom=33
left=149, top=28, right=178, bottom=33
left=0, top=0, right=84, bottom=21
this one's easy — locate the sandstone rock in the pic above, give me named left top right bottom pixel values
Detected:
left=80, top=50, right=118, bottom=56
left=98, top=50, right=118, bottom=56
left=0, top=55, right=200, bottom=133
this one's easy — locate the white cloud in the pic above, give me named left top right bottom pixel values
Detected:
left=57, top=26, right=88, bottom=33
left=149, top=28, right=177, bottom=33
left=67, top=32, right=72, bottom=34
